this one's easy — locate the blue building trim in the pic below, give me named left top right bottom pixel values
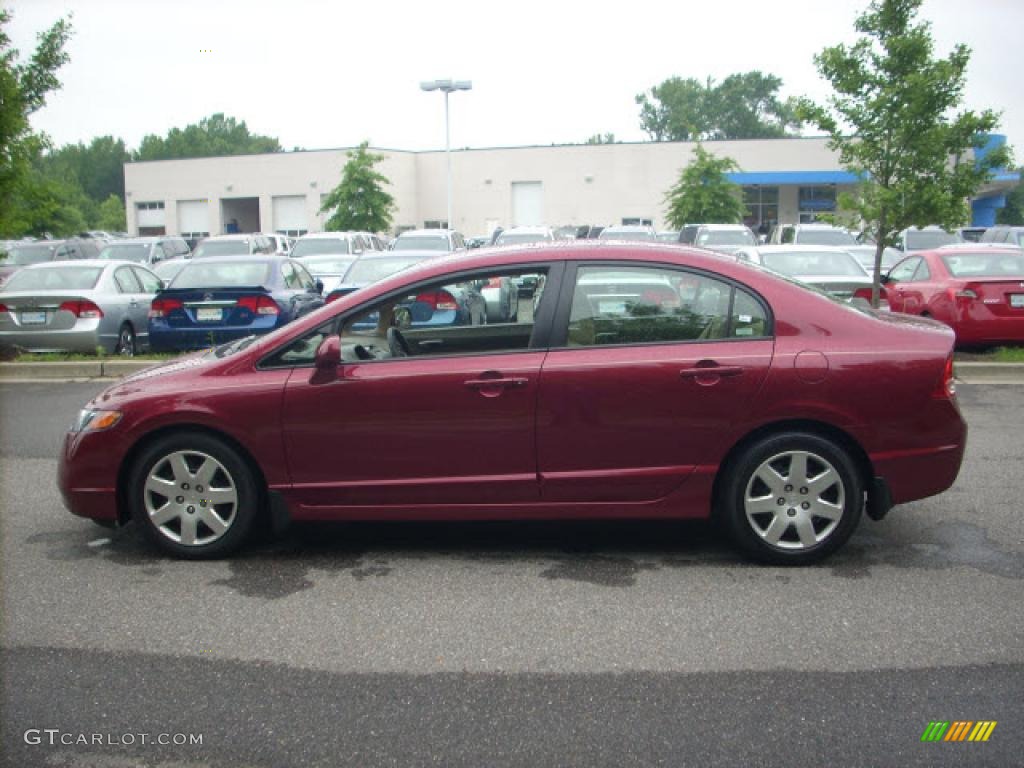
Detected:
left=726, top=171, right=861, bottom=186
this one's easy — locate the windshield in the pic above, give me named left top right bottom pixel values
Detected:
left=941, top=253, right=1024, bottom=278
left=495, top=233, right=551, bottom=245
left=796, top=229, right=857, bottom=246
left=299, top=255, right=358, bottom=274
left=193, top=240, right=249, bottom=258
left=170, top=261, right=271, bottom=289
left=698, top=229, right=756, bottom=246
left=99, top=244, right=150, bottom=262
left=292, top=238, right=351, bottom=257
left=599, top=230, right=655, bottom=241
left=8, top=244, right=58, bottom=265
left=905, top=230, right=959, bottom=250
left=392, top=236, right=450, bottom=251
left=3, top=266, right=103, bottom=291
left=344, top=257, right=425, bottom=284
left=761, top=250, right=867, bottom=277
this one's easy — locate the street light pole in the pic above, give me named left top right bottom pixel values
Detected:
left=420, top=79, right=472, bottom=230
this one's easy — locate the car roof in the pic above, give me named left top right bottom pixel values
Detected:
left=296, top=232, right=360, bottom=239
left=397, top=229, right=453, bottom=237
left=18, top=258, right=146, bottom=269
left=200, top=234, right=255, bottom=242
left=747, top=245, right=859, bottom=253
left=698, top=223, right=750, bottom=230
left=104, top=237, right=160, bottom=244
left=180, top=254, right=287, bottom=264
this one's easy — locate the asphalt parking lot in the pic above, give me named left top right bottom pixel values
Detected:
left=1, top=381, right=1022, bottom=767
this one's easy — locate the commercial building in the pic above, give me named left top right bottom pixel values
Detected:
left=123, top=135, right=1018, bottom=239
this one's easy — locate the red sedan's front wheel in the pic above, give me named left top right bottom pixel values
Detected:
left=128, top=431, right=260, bottom=558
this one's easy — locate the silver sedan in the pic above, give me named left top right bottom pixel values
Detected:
left=0, top=260, right=164, bottom=355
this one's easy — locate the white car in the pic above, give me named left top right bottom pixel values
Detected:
left=291, top=232, right=370, bottom=260
left=734, top=245, right=877, bottom=303
left=690, top=224, right=758, bottom=255
left=772, top=223, right=901, bottom=273
left=494, top=226, right=556, bottom=246
left=391, top=229, right=466, bottom=252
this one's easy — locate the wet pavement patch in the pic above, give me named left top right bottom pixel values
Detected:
left=539, top=554, right=658, bottom=588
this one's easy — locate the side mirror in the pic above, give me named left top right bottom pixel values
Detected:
left=314, top=334, right=341, bottom=372
left=315, top=279, right=324, bottom=295
left=879, top=274, right=891, bottom=284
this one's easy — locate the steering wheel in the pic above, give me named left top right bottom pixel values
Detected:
left=386, top=327, right=411, bottom=358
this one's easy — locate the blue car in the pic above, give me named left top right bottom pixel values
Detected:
left=148, top=255, right=324, bottom=351
left=326, top=252, right=486, bottom=328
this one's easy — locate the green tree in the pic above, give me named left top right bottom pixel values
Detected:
left=47, top=135, right=129, bottom=202
left=798, top=0, right=1009, bottom=306
left=134, top=113, right=282, bottom=161
left=319, top=142, right=395, bottom=233
left=637, top=72, right=801, bottom=142
left=996, top=172, right=1023, bottom=225
left=0, top=9, right=72, bottom=236
left=96, top=193, right=126, bottom=231
left=585, top=133, right=617, bottom=145
left=664, top=144, right=746, bottom=228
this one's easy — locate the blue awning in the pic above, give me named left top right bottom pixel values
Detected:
left=726, top=171, right=862, bottom=185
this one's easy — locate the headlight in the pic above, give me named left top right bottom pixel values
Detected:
left=71, top=409, right=122, bottom=432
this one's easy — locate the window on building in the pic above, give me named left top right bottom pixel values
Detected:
left=621, top=217, right=653, bottom=226
left=276, top=229, right=307, bottom=238
left=798, top=186, right=837, bottom=223
left=423, top=220, right=449, bottom=229
left=135, top=201, right=165, bottom=210
left=742, top=186, right=779, bottom=231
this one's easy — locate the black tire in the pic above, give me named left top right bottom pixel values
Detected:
left=115, top=324, right=136, bottom=357
left=128, top=431, right=260, bottom=559
left=720, top=431, right=863, bottom=565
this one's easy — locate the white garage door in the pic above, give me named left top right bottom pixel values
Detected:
left=273, top=195, right=308, bottom=235
left=176, top=200, right=209, bottom=235
left=512, top=182, right=543, bottom=227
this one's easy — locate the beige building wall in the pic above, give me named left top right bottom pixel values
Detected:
left=124, top=138, right=850, bottom=237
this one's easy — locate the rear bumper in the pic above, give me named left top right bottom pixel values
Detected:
left=954, top=315, right=1024, bottom=345
left=0, top=326, right=105, bottom=354
left=869, top=399, right=967, bottom=504
left=149, top=318, right=280, bottom=351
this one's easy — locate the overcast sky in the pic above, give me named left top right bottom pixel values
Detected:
left=7, top=0, right=1023, bottom=162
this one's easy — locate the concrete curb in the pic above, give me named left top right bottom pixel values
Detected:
left=0, top=360, right=156, bottom=380
left=954, top=362, right=1024, bottom=383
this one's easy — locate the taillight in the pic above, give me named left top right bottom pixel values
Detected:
left=953, top=289, right=978, bottom=299
left=148, top=298, right=183, bottom=318
left=416, top=290, right=458, bottom=311
left=0, top=302, right=8, bottom=313
left=934, top=353, right=956, bottom=399
left=59, top=300, right=104, bottom=319
left=237, top=295, right=280, bottom=315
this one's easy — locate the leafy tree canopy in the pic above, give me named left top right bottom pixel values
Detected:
left=585, top=133, right=617, bottom=145
left=637, top=71, right=801, bottom=142
left=319, top=142, right=395, bottom=233
left=996, top=170, right=1023, bottom=226
left=664, top=144, right=746, bottom=228
left=798, top=0, right=1009, bottom=306
left=46, top=135, right=129, bottom=202
left=134, top=113, right=282, bottom=161
left=0, top=8, right=72, bottom=237
left=96, top=193, right=126, bottom=232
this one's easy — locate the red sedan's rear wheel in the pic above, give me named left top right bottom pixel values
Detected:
left=128, top=431, right=260, bottom=558
left=722, top=432, right=863, bottom=565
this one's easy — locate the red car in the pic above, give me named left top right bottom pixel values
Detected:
left=59, top=243, right=966, bottom=564
left=880, top=247, right=1024, bottom=346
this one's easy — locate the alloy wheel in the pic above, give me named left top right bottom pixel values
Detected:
left=143, top=450, right=238, bottom=546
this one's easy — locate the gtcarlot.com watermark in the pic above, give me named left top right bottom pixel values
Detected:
left=24, top=729, right=203, bottom=747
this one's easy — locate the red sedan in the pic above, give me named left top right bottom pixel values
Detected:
left=881, top=247, right=1024, bottom=345
left=59, top=243, right=966, bottom=564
